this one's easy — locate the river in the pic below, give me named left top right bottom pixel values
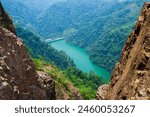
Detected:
left=49, top=39, right=110, bottom=81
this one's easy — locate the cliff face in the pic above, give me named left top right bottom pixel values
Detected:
left=0, top=27, right=57, bottom=99
left=97, top=3, right=150, bottom=100
left=0, top=3, right=16, bottom=34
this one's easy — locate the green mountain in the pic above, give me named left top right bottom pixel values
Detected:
left=16, top=25, right=74, bottom=69
left=66, top=0, right=144, bottom=71
left=36, top=0, right=148, bottom=71
left=2, top=0, right=148, bottom=72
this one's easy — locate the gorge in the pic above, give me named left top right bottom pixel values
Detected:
left=0, top=0, right=149, bottom=100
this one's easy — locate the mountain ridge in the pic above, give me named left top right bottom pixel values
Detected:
left=1, top=0, right=147, bottom=72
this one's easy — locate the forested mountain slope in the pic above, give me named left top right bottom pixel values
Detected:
left=63, top=0, right=147, bottom=71
left=22, top=0, right=66, bottom=11
left=2, top=0, right=148, bottom=71
left=16, top=25, right=74, bottom=69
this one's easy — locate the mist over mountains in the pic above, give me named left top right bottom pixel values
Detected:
left=8, top=0, right=66, bottom=11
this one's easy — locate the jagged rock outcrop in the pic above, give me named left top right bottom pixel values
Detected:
left=0, top=2, right=16, bottom=34
left=97, top=2, right=150, bottom=100
left=37, top=71, right=56, bottom=100
left=0, top=27, right=81, bottom=99
left=96, top=84, right=109, bottom=100
left=0, top=27, right=56, bottom=99
left=36, top=63, right=82, bottom=100
left=56, top=82, right=82, bottom=100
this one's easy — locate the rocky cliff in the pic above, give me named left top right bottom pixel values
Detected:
left=1, top=27, right=56, bottom=99
left=97, top=2, right=150, bottom=100
left=0, top=2, right=16, bottom=34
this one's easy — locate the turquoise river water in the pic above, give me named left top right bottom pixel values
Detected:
left=49, top=40, right=110, bottom=81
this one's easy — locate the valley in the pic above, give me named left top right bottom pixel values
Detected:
left=1, top=0, right=147, bottom=72
left=0, top=0, right=149, bottom=100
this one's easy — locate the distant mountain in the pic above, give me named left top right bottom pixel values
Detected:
left=17, top=0, right=67, bottom=11
left=36, top=0, right=117, bottom=37
left=2, top=0, right=149, bottom=71
left=66, top=0, right=144, bottom=71
left=36, top=0, right=147, bottom=71
left=2, top=0, right=66, bottom=11
left=1, top=0, right=38, bottom=31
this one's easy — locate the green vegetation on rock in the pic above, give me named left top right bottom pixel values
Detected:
left=33, top=58, right=105, bottom=99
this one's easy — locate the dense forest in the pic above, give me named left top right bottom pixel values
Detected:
left=2, top=0, right=148, bottom=71
left=16, top=25, right=74, bottom=69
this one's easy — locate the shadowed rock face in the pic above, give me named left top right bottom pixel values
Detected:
left=97, top=3, right=150, bottom=100
left=0, top=2, right=16, bottom=34
left=0, top=28, right=56, bottom=99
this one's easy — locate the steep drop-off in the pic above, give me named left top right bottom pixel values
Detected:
left=97, top=3, right=150, bottom=100
left=0, top=28, right=55, bottom=99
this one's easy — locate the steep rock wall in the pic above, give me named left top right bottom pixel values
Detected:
left=97, top=3, right=150, bottom=100
left=0, top=2, right=16, bottom=34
